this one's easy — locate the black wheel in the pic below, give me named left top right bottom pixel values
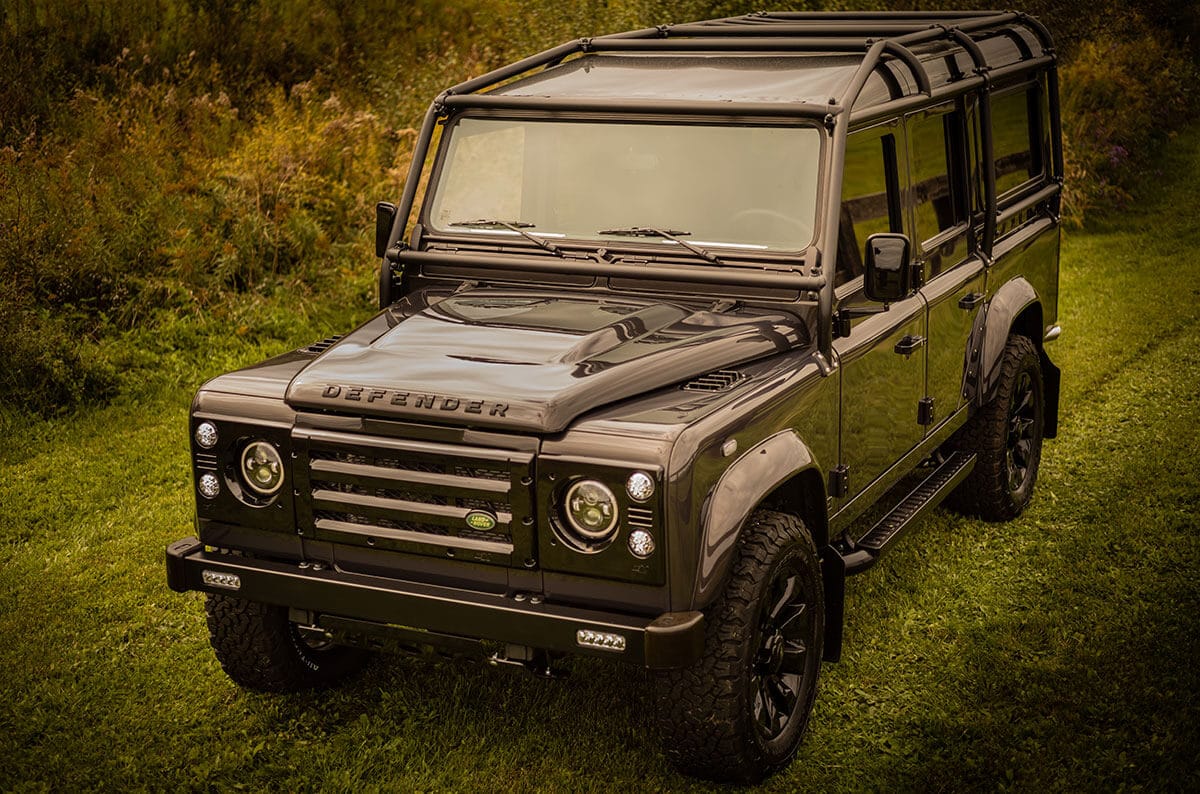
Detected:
left=654, top=510, right=823, bottom=783
left=205, top=594, right=367, bottom=692
left=947, top=334, right=1044, bottom=521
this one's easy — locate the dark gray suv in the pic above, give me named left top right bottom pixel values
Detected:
left=168, top=9, right=1063, bottom=783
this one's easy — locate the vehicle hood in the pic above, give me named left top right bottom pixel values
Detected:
left=285, top=287, right=809, bottom=432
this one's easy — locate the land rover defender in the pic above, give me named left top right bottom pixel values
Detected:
left=167, top=10, right=1063, bottom=782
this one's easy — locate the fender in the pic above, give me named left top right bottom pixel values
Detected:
left=977, top=276, right=1040, bottom=405
left=690, top=430, right=824, bottom=611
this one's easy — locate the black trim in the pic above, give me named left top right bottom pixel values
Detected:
left=165, top=538, right=704, bottom=669
left=882, top=133, right=904, bottom=234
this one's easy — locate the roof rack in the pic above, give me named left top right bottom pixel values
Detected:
left=384, top=11, right=1062, bottom=358
left=442, top=11, right=1053, bottom=115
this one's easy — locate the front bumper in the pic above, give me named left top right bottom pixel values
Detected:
left=165, top=537, right=703, bottom=669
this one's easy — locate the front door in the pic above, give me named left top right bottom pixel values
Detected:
left=835, top=291, right=927, bottom=502
left=833, top=120, right=926, bottom=503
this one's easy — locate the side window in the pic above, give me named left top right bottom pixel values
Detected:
left=838, top=127, right=901, bottom=287
left=909, top=105, right=969, bottom=276
left=991, top=86, right=1042, bottom=196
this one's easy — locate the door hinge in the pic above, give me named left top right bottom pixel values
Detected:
left=918, top=397, right=936, bottom=426
left=958, top=291, right=985, bottom=310
left=893, top=334, right=926, bottom=356
left=829, top=465, right=850, bottom=498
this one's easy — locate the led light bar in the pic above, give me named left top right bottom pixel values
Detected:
left=576, top=629, right=627, bottom=653
left=201, top=570, right=242, bottom=590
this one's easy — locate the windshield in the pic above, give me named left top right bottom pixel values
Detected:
left=427, top=118, right=822, bottom=253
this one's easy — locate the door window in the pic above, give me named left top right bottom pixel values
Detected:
left=909, top=105, right=969, bottom=276
left=837, top=126, right=903, bottom=287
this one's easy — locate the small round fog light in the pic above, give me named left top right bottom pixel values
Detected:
left=626, top=471, right=655, bottom=502
left=241, top=441, right=284, bottom=496
left=628, top=529, right=655, bottom=558
left=195, top=422, right=218, bottom=449
left=198, top=473, right=220, bottom=499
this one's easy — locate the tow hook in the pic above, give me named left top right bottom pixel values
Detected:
left=488, top=645, right=568, bottom=679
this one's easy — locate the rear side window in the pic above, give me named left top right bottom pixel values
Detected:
left=991, top=86, right=1042, bottom=195
left=909, top=106, right=967, bottom=243
left=909, top=104, right=970, bottom=276
left=838, top=127, right=902, bottom=287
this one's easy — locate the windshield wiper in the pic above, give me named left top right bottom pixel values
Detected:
left=596, top=226, right=723, bottom=265
left=449, top=219, right=562, bottom=257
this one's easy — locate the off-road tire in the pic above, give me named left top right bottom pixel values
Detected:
left=946, top=334, right=1044, bottom=521
left=654, top=510, right=824, bottom=784
left=205, top=594, right=367, bottom=692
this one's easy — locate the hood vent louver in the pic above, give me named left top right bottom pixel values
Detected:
left=300, top=335, right=343, bottom=355
left=681, top=369, right=746, bottom=392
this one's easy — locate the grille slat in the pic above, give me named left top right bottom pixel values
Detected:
left=312, top=489, right=513, bottom=531
left=628, top=507, right=655, bottom=529
left=310, top=458, right=510, bottom=498
left=315, top=517, right=513, bottom=555
left=194, top=452, right=219, bottom=471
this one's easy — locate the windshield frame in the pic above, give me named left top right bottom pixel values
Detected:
left=418, top=111, right=828, bottom=264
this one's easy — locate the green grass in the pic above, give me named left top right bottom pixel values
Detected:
left=3, top=128, right=1200, bottom=792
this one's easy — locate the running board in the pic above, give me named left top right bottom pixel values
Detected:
left=841, top=452, right=976, bottom=575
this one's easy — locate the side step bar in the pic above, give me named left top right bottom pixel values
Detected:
left=840, top=452, right=976, bottom=575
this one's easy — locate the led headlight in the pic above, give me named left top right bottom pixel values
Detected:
left=241, top=441, right=284, bottom=496
left=195, top=421, right=218, bottom=449
left=564, top=480, right=619, bottom=541
left=628, top=529, right=656, bottom=559
left=626, top=471, right=654, bottom=502
left=198, top=473, right=220, bottom=499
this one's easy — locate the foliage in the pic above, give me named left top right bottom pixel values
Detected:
left=1060, top=23, right=1197, bottom=222
left=1, top=0, right=1198, bottom=414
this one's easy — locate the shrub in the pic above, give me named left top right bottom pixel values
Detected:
left=1060, top=23, right=1198, bottom=223
left=1, top=0, right=1197, bottom=414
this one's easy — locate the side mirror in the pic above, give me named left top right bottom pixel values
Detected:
left=375, top=201, right=397, bottom=258
left=863, top=232, right=913, bottom=303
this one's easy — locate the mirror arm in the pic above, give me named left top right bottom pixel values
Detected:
left=834, top=303, right=889, bottom=339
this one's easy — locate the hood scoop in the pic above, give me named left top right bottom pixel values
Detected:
left=681, top=369, right=747, bottom=392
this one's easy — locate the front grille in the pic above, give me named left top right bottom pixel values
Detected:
left=297, top=428, right=535, bottom=565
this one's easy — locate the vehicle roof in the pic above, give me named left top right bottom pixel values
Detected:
left=476, top=12, right=1051, bottom=116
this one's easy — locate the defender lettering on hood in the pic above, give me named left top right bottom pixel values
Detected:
left=318, top=384, right=510, bottom=417
left=285, top=286, right=809, bottom=432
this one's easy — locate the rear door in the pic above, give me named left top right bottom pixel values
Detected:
left=908, top=99, right=985, bottom=428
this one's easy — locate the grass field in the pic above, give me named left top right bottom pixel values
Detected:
left=2, top=125, right=1199, bottom=791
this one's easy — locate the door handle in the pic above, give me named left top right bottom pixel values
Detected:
left=958, top=292, right=985, bottom=310
left=894, top=335, right=926, bottom=356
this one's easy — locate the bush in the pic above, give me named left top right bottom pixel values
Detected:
left=1, top=0, right=1197, bottom=414
left=1060, top=23, right=1198, bottom=223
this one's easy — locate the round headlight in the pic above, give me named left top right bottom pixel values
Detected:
left=564, top=480, right=619, bottom=541
left=241, top=441, right=284, bottom=496
left=626, top=471, right=655, bottom=502
left=195, top=422, right=218, bottom=449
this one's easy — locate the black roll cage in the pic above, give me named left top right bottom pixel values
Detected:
left=382, top=10, right=1063, bottom=360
